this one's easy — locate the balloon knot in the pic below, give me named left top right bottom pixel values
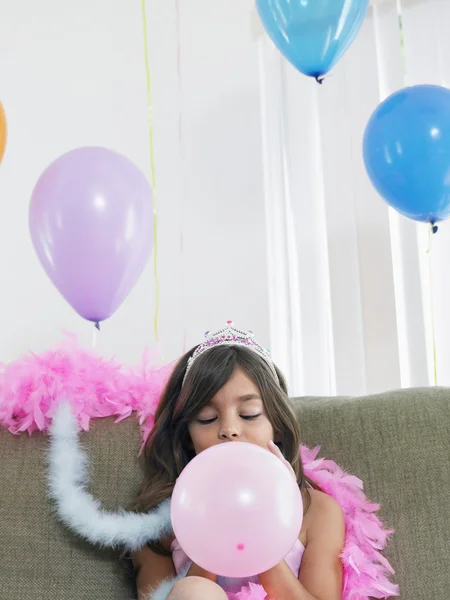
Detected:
left=432, top=224, right=439, bottom=234
left=316, top=76, right=325, bottom=85
left=95, top=321, right=101, bottom=331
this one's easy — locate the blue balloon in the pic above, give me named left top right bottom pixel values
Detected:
left=256, top=0, right=369, bottom=80
left=363, top=85, right=450, bottom=223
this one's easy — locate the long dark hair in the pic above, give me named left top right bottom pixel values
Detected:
left=135, top=344, right=313, bottom=553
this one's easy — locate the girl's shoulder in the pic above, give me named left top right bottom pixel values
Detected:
left=302, top=489, right=345, bottom=544
left=308, top=488, right=343, bottom=510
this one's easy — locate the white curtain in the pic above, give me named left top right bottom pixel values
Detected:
left=260, top=0, right=450, bottom=396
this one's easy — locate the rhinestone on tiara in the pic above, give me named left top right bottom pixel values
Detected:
left=182, top=321, right=278, bottom=386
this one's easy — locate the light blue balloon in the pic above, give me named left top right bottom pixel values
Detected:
left=256, top=0, right=369, bottom=80
left=363, top=85, right=450, bottom=224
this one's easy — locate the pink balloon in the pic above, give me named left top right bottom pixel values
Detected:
left=29, top=147, right=153, bottom=325
left=171, top=442, right=303, bottom=578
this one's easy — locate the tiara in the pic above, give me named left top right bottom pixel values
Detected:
left=182, top=321, right=278, bottom=386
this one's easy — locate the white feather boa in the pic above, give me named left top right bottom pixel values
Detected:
left=47, top=401, right=171, bottom=551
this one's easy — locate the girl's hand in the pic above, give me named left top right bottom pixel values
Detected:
left=267, top=440, right=297, bottom=481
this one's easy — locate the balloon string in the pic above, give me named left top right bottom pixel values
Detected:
left=141, top=0, right=159, bottom=342
left=175, top=0, right=188, bottom=352
left=92, top=325, right=98, bottom=349
left=427, top=223, right=438, bottom=385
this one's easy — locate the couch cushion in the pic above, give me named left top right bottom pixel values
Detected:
left=0, top=416, right=144, bottom=600
left=293, top=387, right=450, bottom=600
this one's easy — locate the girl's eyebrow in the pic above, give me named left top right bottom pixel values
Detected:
left=238, top=394, right=262, bottom=401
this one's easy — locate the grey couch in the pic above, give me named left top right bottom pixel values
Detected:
left=1, top=387, right=449, bottom=599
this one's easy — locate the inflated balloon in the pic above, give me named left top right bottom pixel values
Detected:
left=363, top=85, right=450, bottom=223
left=256, top=0, right=369, bottom=80
left=171, top=442, right=303, bottom=578
left=0, top=102, right=7, bottom=164
left=29, top=147, right=153, bottom=324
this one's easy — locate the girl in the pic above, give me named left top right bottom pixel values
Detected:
left=132, top=322, right=345, bottom=600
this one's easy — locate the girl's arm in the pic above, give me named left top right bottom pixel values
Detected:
left=258, top=491, right=345, bottom=600
left=132, top=546, right=176, bottom=600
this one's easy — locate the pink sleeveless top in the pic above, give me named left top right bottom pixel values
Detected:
left=171, top=537, right=305, bottom=593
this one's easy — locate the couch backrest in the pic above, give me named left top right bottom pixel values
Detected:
left=1, top=388, right=449, bottom=600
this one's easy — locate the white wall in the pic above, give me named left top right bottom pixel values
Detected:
left=0, top=0, right=270, bottom=365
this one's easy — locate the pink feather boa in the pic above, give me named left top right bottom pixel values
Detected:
left=0, top=337, right=399, bottom=599
left=0, top=333, right=171, bottom=442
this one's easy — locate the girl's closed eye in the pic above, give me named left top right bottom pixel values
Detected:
left=197, top=416, right=217, bottom=424
left=197, top=413, right=262, bottom=424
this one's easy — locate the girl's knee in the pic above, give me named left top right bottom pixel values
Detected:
left=168, top=576, right=228, bottom=600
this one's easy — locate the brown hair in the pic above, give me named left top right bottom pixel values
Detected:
left=135, top=344, right=313, bottom=554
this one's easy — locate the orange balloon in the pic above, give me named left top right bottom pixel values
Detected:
left=0, top=102, right=7, bottom=164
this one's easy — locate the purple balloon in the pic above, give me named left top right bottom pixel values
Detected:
left=29, top=147, right=153, bottom=324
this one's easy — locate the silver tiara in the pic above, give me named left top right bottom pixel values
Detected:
left=182, top=321, right=278, bottom=386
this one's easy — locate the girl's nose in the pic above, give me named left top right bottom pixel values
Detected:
left=219, top=422, right=241, bottom=440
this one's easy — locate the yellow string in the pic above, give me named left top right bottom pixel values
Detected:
left=174, top=0, right=188, bottom=353
left=427, top=224, right=437, bottom=385
left=141, top=0, right=159, bottom=342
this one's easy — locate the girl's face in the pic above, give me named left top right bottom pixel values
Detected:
left=187, top=367, right=275, bottom=454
